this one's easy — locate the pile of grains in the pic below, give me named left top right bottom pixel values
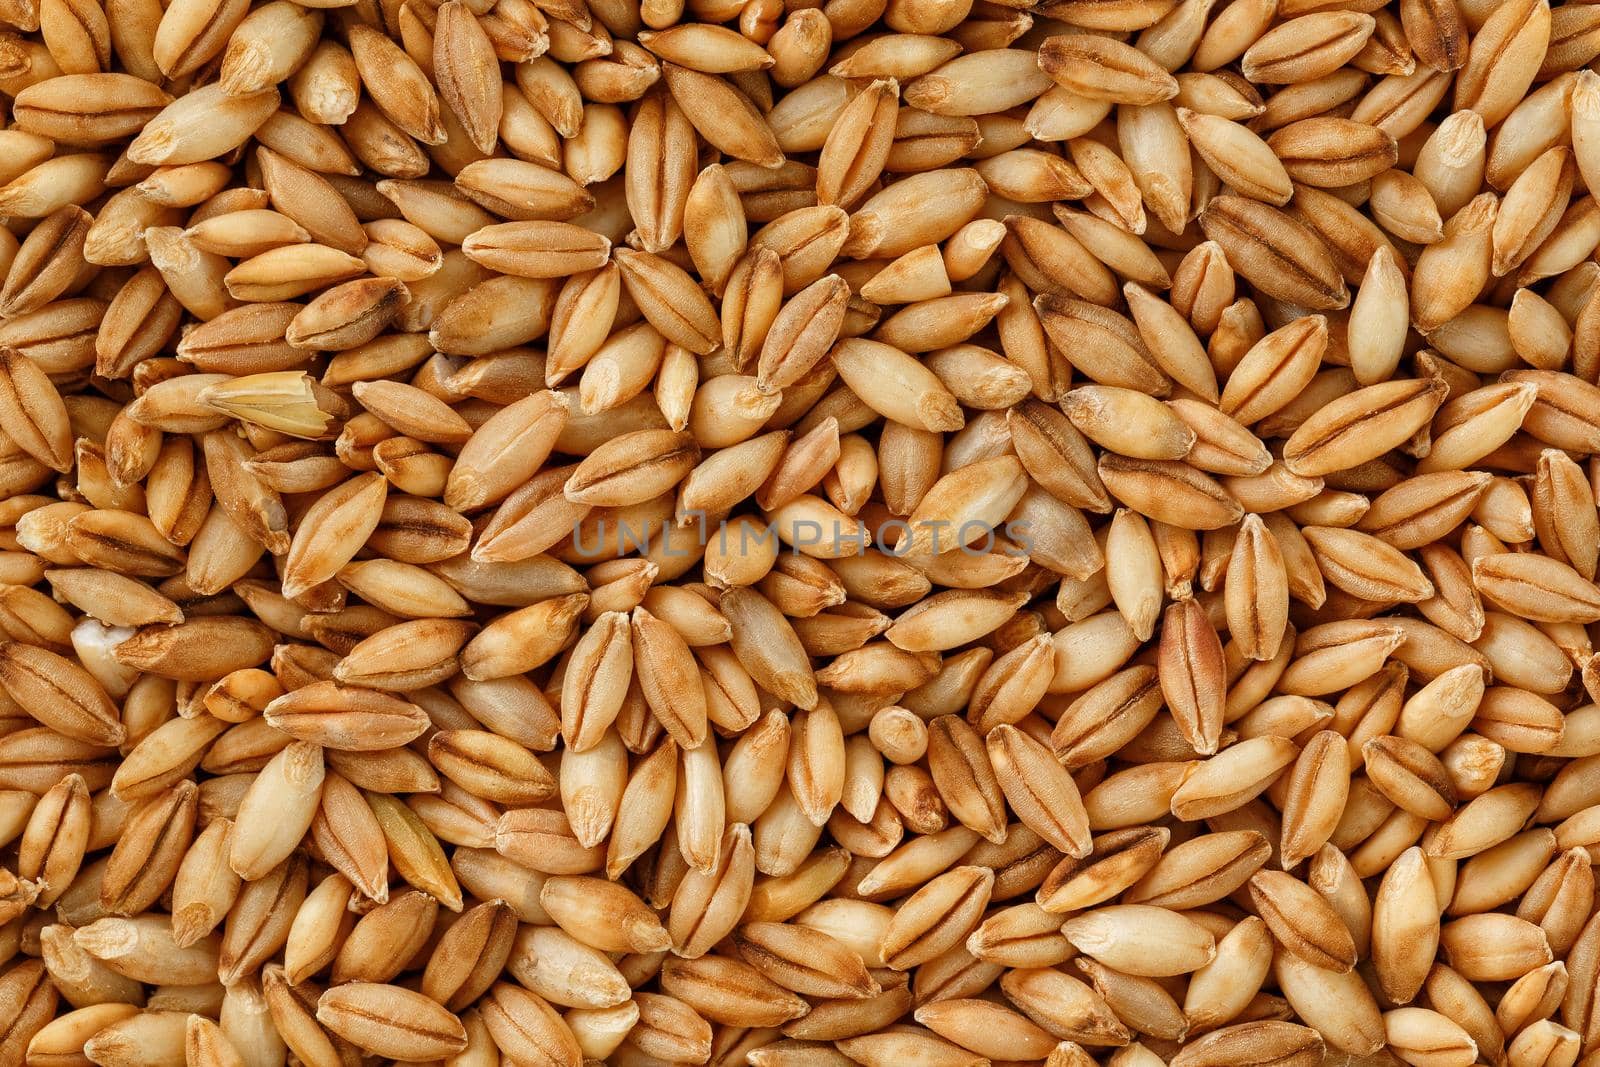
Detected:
left=6, top=0, right=1600, bottom=1062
